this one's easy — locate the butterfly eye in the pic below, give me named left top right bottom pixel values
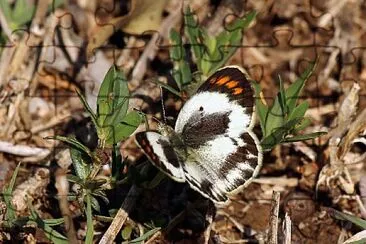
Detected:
left=199, top=106, right=204, bottom=111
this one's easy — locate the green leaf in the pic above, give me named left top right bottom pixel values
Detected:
left=3, top=162, right=21, bottom=225
left=282, top=132, right=327, bottom=143
left=252, top=81, right=268, bottom=136
left=293, top=117, right=312, bottom=132
left=287, top=101, right=309, bottom=122
left=75, top=89, right=98, bottom=128
left=121, top=225, right=133, bottom=240
left=43, top=218, right=65, bottom=226
left=28, top=204, right=68, bottom=244
left=129, top=227, right=161, bottom=243
left=332, top=209, right=366, bottom=229
left=151, top=78, right=182, bottom=97
left=105, top=110, right=143, bottom=145
left=90, top=195, right=101, bottom=212
left=264, top=92, right=285, bottom=137
left=184, top=6, right=204, bottom=67
left=111, top=142, right=123, bottom=180
left=67, top=174, right=84, bottom=185
left=224, top=11, right=257, bottom=32
left=169, top=29, right=192, bottom=89
left=97, top=66, right=129, bottom=128
left=261, top=118, right=302, bottom=151
left=278, top=75, right=287, bottom=115
left=285, top=61, right=316, bottom=112
left=70, top=147, right=92, bottom=181
left=207, top=11, right=256, bottom=76
left=169, top=29, right=184, bottom=61
left=46, top=136, right=92, bottom=157
left=0, top=1, right=12, bottom=24
left=11, top=0, right=35, bottom=27
left=92, top=190, right=110, bottom=205
left=85, top=193, right=94, bottom=244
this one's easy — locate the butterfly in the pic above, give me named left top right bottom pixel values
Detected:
left=135, top=66, right=262, bottom=204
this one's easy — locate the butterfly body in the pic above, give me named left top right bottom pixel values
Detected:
left=136, top=66, right=262, bottom=204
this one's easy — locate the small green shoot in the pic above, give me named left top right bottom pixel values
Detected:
left=169, top=7, right=256, bottom=96
left=1, top=163, right=68, bottom=243
left=253, top=61, right=327, bottom=150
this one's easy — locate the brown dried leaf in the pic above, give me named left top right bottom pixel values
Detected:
left=87, top=0, right=168, bottom=58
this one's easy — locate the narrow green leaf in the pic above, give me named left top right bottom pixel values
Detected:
left=225, top=11, right=257, bottom=32
left=278, top=75, right=287, bottom=115
left=169, top=29, right=192, bottom=89
left=111, top=142, right=123, bottom=180
left=287, top=101, right=309, bottom=122
left=3, top=162, right=21, bottom=224
left=292, top=118, right=311, bottom=133
left=264, top=93, right=285, bottom=138
left=45, top=135, right=92, bottom=157
left=252, top=81, right=268, bottom=136
left=179, top=61, right=193, bottom=87
left=75, top=89, right=98, bottom=128
left=281, top=132, right=327, bottom=143
left=66, top=174, right=84, bottom=185
left=286, top=61, right=316, bottom=112
left=90, top=195, right=101, bottom=212
left=151, top=78, right=182, bottom=97
left=332, top=209, right=366, bottom=229
left=92, top=190, right=110, bottom=205
left=43, top=218, right=65, bottom=226
left=85, top=193, right=94, bottom=244
left=207, top=11, right=256, bottom=76
left=184, top=7, right=204, bottom=66
left=129, top=227, right=161, bottom=243
left=261, top=118, right=302, bottom=151
left=169, top=29, right=184, bottom=61
left=70, top=147, right=92, bottom=181
left=28, top=204, right=68, bottom=243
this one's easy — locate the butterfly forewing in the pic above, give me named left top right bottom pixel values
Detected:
left=198, top=66, right=255, bottom=109
left=135, top=132, right=186, bottom=182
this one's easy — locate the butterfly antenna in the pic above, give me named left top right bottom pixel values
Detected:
left=160, top=86, right=167, bottom=124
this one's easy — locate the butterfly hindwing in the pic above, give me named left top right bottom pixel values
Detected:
left=135, top=132, right=186, bottom=182
left=183, top=132, right=262, bottom=203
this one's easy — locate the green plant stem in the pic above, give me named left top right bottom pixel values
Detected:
left=85, top=192, right=94, bottom=244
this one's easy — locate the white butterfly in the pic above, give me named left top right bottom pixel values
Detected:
left=135, top=66, right=262, bottom=204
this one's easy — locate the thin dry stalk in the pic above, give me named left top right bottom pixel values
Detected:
left=55, top=168, right=78, bottom=244
left=267, top=191, right=280, bottom=244
left=99, top=185, right=141, bottom=244
left=283, top=213, right=291, bottom=244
